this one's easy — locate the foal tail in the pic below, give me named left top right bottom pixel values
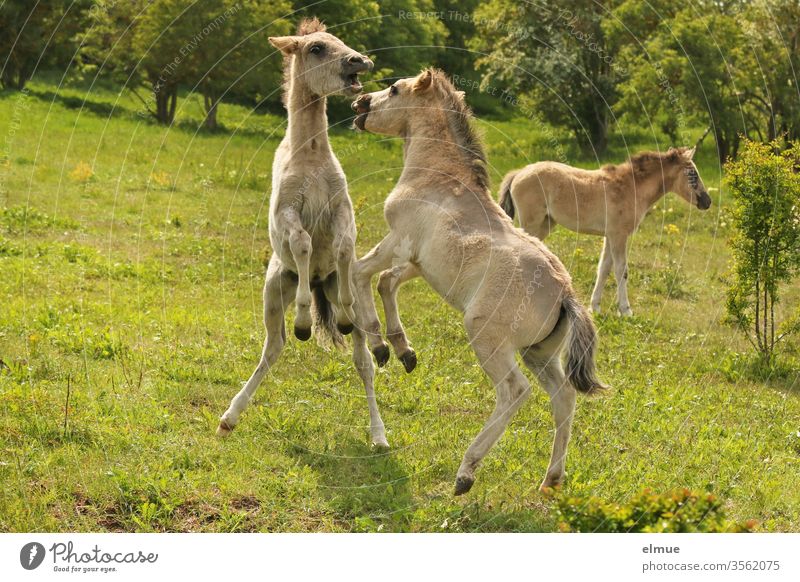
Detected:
left=562, top=295, right=607, bottom=395
left=312, top=282, right=346, bottom=350
left=498, top=169, right=520, bottom=220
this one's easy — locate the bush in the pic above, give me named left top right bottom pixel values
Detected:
left=551, top=488, right=756, bottom=533
left=724, top=138, right=800, bottom=364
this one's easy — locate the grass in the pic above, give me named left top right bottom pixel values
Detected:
left=0, top=76, right=798, bottom=533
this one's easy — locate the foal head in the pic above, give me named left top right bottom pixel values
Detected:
left=668, top=146, right=712, bottom=210
left=351, top=68, right=465, bottom=136
left=269, top=18, right=373, bottom=98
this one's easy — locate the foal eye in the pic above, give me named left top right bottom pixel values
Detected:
left=389, top=85, right=398, bottom=96
left=309, top=44, right=323, bottom=55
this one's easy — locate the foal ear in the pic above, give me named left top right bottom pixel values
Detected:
left=269, top=36, right=300, bottom=55
left=413, top=69, right=434, bottom=93
left=684, top=146, right=697, bottom=160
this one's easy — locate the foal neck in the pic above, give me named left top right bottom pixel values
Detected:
left=401, top=112, right=479, bottom=189
left=284, top=70, right=330, bottom=155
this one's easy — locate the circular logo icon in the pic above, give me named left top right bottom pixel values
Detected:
left=20, top=542, right=46, bottom=570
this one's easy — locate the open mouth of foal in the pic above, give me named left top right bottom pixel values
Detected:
left=344, top=73, right=364, bottom=94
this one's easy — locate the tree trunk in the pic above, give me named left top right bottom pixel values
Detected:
left=203, top=89, right=218, bottom=131
left=153, top=83, right=177, bottom=125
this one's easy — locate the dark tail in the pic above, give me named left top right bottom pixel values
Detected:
left=562, top=295, right=607, bottom=395
left=498, top=169, right=519, bottom=220
left=311, top=282, right=345, bottom=350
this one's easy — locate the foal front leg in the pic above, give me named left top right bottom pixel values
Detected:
left=332, top=207, right=357, bottom=331
left=277, top=207, right=313, bottom=339
left=590, top=237, right=613, bottom=313
left=352, top=233, right=400, bottom=366
left=377, top=263, right=419, bottom=373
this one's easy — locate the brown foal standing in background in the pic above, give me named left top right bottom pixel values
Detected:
left=499, top=148, right=712, bottom=316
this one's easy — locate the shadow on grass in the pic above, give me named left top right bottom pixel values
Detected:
left=287, top=438, right=417, bottom=531
left=285, top=437, right=558, bottom=532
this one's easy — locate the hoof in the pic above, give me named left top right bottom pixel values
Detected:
left=216, top=420, right=234, bottom=437
left=337, top=322, right=354, bottom=335
left=540, top=473, right=564, bottom=491
left=454, top=475, right=475, bottom=496
left=294, top=326, right=312, bottom=341
left=372, top=343, right=390, bottom=367
left=399, top=349, right=417, bottom=373
left=371, top=440, right=390, bottom=453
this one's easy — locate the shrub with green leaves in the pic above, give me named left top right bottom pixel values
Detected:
left=552, top=488, right=756, bottom=533
left=724, top=138, right=800, bottom=364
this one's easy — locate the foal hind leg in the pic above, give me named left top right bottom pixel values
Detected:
left=377, top=263, right=419, bottom=373
left=352, top=325, right=389, bottom=449
left=609, top=234, right=633, bottom=316
left=217, top=256, right=296, bottom=435
left=522, top=343, right=576, bottom=490
left=455, top=317, right=532, bottom=495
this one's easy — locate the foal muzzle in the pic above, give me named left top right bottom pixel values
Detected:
left=352, top=94, right=371, bottom=130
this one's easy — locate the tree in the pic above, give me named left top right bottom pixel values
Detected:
left=614, top=2, right=759, bottom=161
left=80, top=1, right=292, bottom=126
left=0, top=0, right=85, bottom=90
left=740, top=0, right=800, bottom=144
left=725, top=138, right=800, bottom=364
left=470, top=0, right=624, bottom=155
left=178, top=0, right=292, bottom=130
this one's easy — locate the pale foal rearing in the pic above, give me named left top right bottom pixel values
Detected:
left=499, top=148, right=712, bottom=316
left=217, top=19, right=389, bottom=450
left=352, top=69, right=607, bottom=494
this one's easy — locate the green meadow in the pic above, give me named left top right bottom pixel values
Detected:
left=0, top=78, right=798, bottom=532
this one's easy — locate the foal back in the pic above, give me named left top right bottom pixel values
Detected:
left=500, top=161, right=630, bottom=239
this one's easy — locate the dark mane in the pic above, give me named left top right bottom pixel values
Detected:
left=430, top=69, right=490, bottom=191
left=603, top=148, right=687, bottom=180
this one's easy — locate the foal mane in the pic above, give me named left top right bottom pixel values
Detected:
left=603, top=148, right=688, bottom=184
left=429, top=69, right=490, bottom=191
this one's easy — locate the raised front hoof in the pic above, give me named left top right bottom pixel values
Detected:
left=216, top=420, right=234, bottom=437
left=294, top=326, right=312, bottom=341
left=454, top=475, right=475, bottom=496
left=399, top=349, right=417, bottom=373
left=372, top=343, right=391, bottom=367
left=337, top=322, right=354, bottom=335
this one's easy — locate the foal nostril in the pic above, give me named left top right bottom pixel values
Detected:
left=351, top=94, right=371, bottom=112
left=347, top=55, right=374, bottom=71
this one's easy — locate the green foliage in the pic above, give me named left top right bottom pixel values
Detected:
left=0, top=0, right=85, bottom=90
left=552, top=488, right=756, bottom=533
left=79, top=1, right=293, bottom=125
left=471, top=0, right=624, bottom=153
left=724, top=138, right=800, bottom=364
